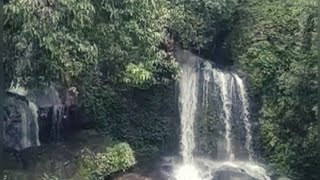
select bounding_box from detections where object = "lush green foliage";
[4,0,245,89]
[80,80,180,158]
[168,0,240,53]
[4,0,98,87]
[79,143,135,180]
[4,0,179,89]
[229,0,319,179]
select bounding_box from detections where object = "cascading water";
[202,61,211,110]
[212,70,235,161]
[174,50,202,180]
[234,75,254,160]
[20,107,31,148]
[178,62,198,164]
[172,49,270,180]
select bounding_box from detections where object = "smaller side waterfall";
[6,84,41,150]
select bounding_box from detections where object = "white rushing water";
[20,108,32,148]
[178,62,199,164]
[234,74,254,160]
[212,69,235,161]
[29,102,41,146]
[202,61,212,110]
[196,159,271,180]
[174,164,202,180]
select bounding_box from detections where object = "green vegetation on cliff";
[228,1,318,179]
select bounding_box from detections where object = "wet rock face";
[212,166,258,180]
[4,94,39,151]
[38,106,53,143]
[28,85,82,142]
[146,157,175,180]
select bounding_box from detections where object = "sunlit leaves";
[122,63,153,85]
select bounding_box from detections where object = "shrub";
[80,142,136,179]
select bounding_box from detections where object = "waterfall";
[212,70,235,161]
[205,69,254,161]
[172,49,269,180]
[174,49,202,180]
[234,75,254,160]
[178,62,199,164]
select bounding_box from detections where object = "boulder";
[212,165,259,180]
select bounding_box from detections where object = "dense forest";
[3,0,319,180]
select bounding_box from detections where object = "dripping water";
[51,105,65,142]
[29,102,41,146]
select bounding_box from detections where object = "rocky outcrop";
[211,165,258,180]
[4,84,82,151]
